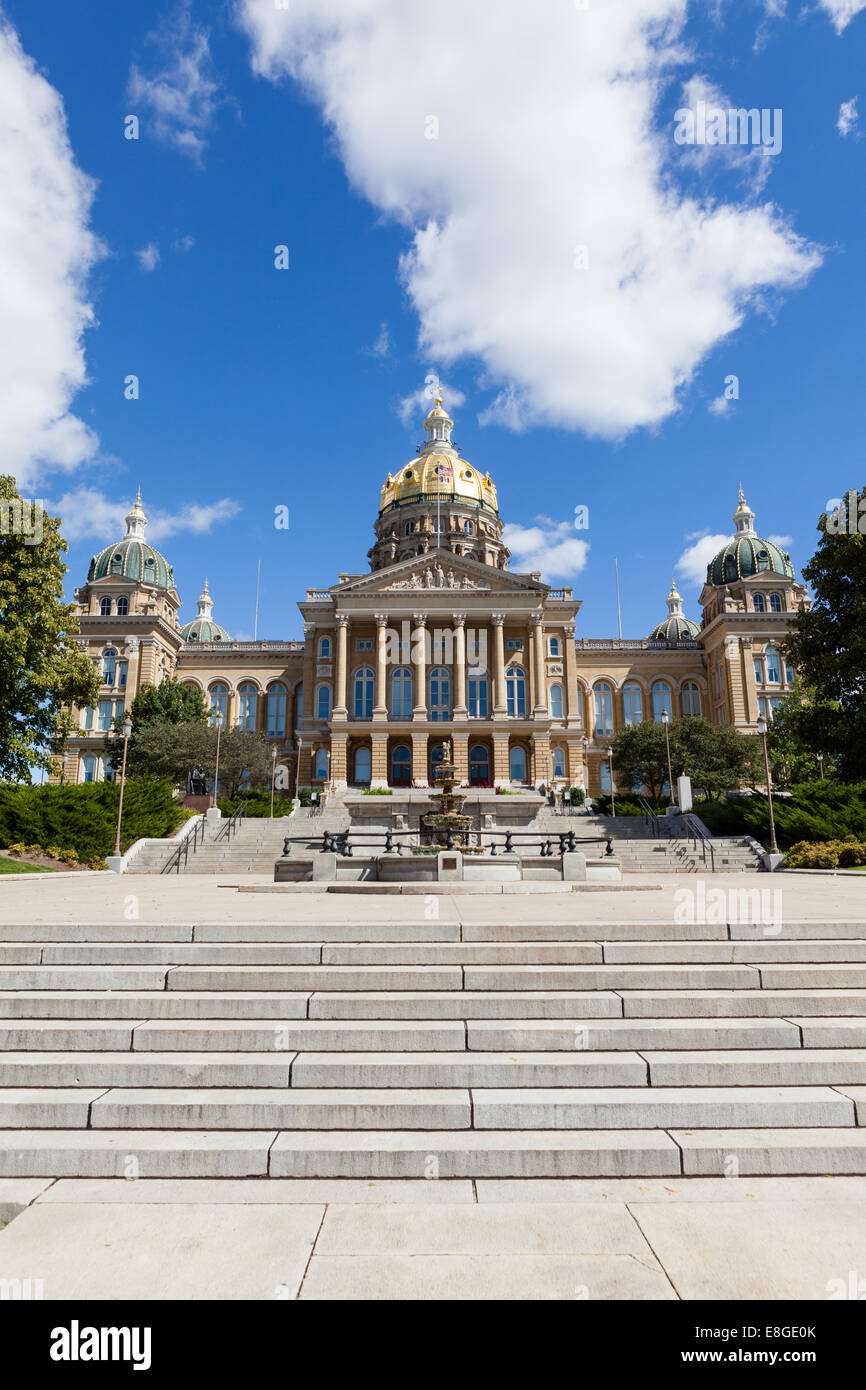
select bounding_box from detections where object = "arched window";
[116,595,129,617]
[548,637,560,657]
[623,682,643,726]
[82,755,97,783]
[754,656,763,685]
[294,684,303,724]
[238,683,258,731]
[467,671,488,718]
[463,520,474,535]
[429,667,451,721]
[682,681,702,717]
[319,635,332,660]
[391,667,413,718]
[510,746,527,782]
[506,665,526,718]
[768,593,783,613]
[470,744,489,783]
[391,744,411,785]
[753,593,766,613]
[599,760,611,792]
[102,648,117,685]
[267,684,287,738]
[100,597,113,616]
[651,681,672,722]
[316,684,332,720]
[549,684,564,720]
[209,683,229,725]
[354,668,374,719]
[576,686,584,724]
[765,648,781,683]
[314,748,329,780]
[353,745,371,784]
[404,521,416,536]
[594,682,613,735]
[552,747,566,778]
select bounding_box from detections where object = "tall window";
[765,648,781,683]
[102,648,117,685]
[100,597,113,616]
[354,668,374,719]
[622,682,642,726]
[429,667,451,721]
[468,671,488,718]
[117,660,128,688]
[785,659,794,684]
[549,684,564,720]
[599,761,611,792]
[651,681,672,722]
[82,706,94,731]
[267,684,287,738]
[594,682,613,736]
[96,700,112,732]
[314,748,329,780]
[552,747,566,778]
[116,595,129,617]
[294,684,303,723]
[319,636,332,659]
[754,656,763,685]
[209,683,229,725]
[682,681,702,717]
[391,744,411,785]
[404,521,416,536]
[753,593,766,613]
[463,520,474,535]
[238,683,258,731]
[506,665,526,718]
[82,755,96,783]
[548,637,560,657]
[576,686,584,725]
[510,746,527,781]
[353,746,371,783]
[391,667,413,718]
[316,684,332,720]
[768,593,783,613]
[470,745,489,782]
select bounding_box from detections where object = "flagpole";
[614,556,623,641]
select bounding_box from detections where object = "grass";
[0,857,57,874]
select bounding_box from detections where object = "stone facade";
[58,404,809,795]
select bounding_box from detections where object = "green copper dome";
[180,579,229,644]
[649,614,700,641]
[86,492,175,590]
[706,488,795,587]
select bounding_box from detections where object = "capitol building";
[61,396,808,794]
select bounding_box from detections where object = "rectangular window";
[96,700,112,732]
[753,657,763,685]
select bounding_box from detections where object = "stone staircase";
[134,813,351,875]
[1,911,866,1178]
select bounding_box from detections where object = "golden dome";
[379,394,499,516]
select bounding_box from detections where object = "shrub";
[0,781,185,860]
[363,788,393,796]
[217,793,294,818]
[592,794,653,818]
[698,782,866,851]
[559,786,585,807]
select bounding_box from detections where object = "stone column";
[492,731,510,786]
[333,615,349,718]
[532,613,547,714]
[532,731,551,787]
[374,613,389,721]
[527,625,537,711]
[411,731,429,786]
[412,613,428,719]
[492,614,507,715]
[330,733,348,787]
[563,623,581,726]
[452,730,469,784]
[453,613,468,718]
[371,731,389,788]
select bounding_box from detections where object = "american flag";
[435,461,453,482]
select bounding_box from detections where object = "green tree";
[0,477,99,781]
[123,720,271,799]
[784,487,866,779]
[610,718,761,807]
[609,723,668,806]
[216,728,272,800]
[128,679,208,729]
[766,683,841,788]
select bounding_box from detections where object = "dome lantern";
[705,487,795,587]
[649,577,700,641]
[180,577,230,644]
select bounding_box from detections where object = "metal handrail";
[681,812,716,872]
[213,798,250,844]
[280,828,614,858]
[161,816,207,875]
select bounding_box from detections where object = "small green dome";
[706,535,795,587]
[649,615,700,642]
[180,617,230,644]
[87,537,175,589]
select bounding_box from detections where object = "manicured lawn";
[0,858,57,874]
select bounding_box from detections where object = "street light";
[816,751,825,780]
[113,714,133,857]
[608,746,616,817]
[756,713,779,855]
[295,738,303,806]
[211,708,224,809]
[582,735,589,809]
[661,706,674,807]
[270,746,277,818]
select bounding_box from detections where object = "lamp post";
[270,746,277,818]
[816,752,825,781]
[582,735,589,807]
[608,746,616,817]
[661,706,674,807]
[756,713,779,855]
[211,708,224,809]
[113,714,133,857]
[295,738,303,805]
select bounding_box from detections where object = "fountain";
[420,740,475,850]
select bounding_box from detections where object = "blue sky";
[2,0,864,639]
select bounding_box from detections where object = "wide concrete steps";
[2,915,866,1177]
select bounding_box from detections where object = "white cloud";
[51,489,242,543]
[676,76,776,193]
[173,234,196,253]
[397,373,465,428]
[136,242,160,272]
[818,1,866,33]
[0,20,103,491]
[239,0,821,440]
[364,323,391,358]
[837,97,860,136]
[708,394,733,416]
[128,3,221,163]
[502,518,589,582]
[767,532,793,547]
[676,531,730,587]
